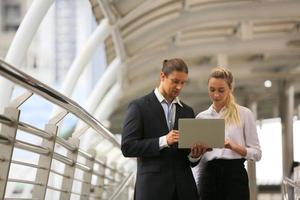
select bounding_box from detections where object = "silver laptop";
[178,118,225,148]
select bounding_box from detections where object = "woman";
[196,67,262,200]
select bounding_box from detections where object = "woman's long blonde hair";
[209,67,240,125]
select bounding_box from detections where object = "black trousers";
[199,159,249,200]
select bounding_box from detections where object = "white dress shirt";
[154,88,182,149]
[194,105,262,180]
[196,105,262,162]
[154,88,200,162]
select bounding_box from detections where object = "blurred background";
[0,0,300,199]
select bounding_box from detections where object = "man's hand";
[166,130,179,145]
[190,144,208,158]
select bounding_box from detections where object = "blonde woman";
[196,67,262,200]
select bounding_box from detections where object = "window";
[2,1,21,32]
[256,117,300,185]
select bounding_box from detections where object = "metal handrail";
[0,115,122,173]
[282,176,300,200]
[0,134,10,144]
[5,198,39,200]
[0,114,53,141]
[8,178,42,186]
[77,149,123,173]
[78,149,94,160]
[283,177,300,189]
[93,170,117,182]
[93,158,119,173]
[56,137,77,152]
[0,59,119,147]
[15,139,50,155]
[53,152,75,166]
[11,160,47,170]
[109,172,135,200]
[50,168,72,179]
[47,185,69,194]
[0,59,135,199]
[0,114,14,126]
[18,121,53,140]
[75,162,92,172]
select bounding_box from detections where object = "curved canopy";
[90,0,300,132]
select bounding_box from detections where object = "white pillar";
[279,80,294,178]
[60,18,111,95]
[0,0,54,113]
[248,101,258,200]
[217,54,228,67]
[298,105,300,119]
[75,58,120,130]
[51,18,112,116]
[79,83,122,149]
[95,83,122,122]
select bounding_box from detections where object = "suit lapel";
[147,92,169,131]
[174,103,184,130]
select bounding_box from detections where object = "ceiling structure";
[89,0,300,133]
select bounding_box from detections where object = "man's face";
[160,71,188,102]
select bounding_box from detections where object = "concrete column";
[217,54,228,67]
[279,80,294,178]
[238,21,253,40]
[297,105,300,119]
[248,101,258,200]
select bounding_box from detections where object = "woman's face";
[208,77,231,106]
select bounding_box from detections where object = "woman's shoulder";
[195,109,211,119]
[237,105,253,116]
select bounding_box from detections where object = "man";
[121,58,205,200]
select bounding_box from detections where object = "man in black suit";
[121,58,206,200]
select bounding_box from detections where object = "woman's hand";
[190,144,209,158]
[224,139,247,157]
[224,139,235,149]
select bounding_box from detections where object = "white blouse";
[196,105,262,162]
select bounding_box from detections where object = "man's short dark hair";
[162,58,188,76]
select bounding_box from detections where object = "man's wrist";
[159,135,169,150]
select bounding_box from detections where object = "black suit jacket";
[121,91,198,200]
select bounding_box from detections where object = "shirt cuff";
[159,135,169,150]
[188,152,202,163]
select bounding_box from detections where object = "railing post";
[116,166,127,200]
[247,101,258,200]
[59,137,79,200]
[80,149,96,200]
[294,166,300,200]
[0,107,20,199]
[32,124,57,199]
[104,160,114,198]
[109,172,135,200]
[98,157,108,199]
[32,111,67,199]
[111,161,120,196]
[114,166,122,188]
[128,172,135,200]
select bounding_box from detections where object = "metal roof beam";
[124,1,300,55]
